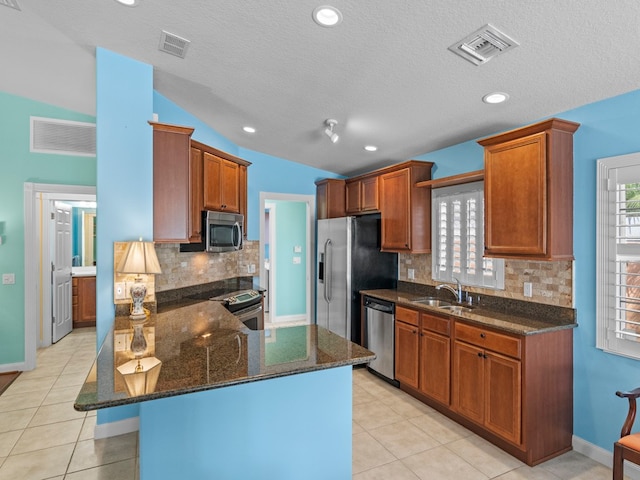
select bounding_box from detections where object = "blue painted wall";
[95,48,153,425]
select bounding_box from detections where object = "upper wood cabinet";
[151,122,195,243]
[315,178,345,219]
[478,118,580,260]
[203,152,240,212]
[346,175,379,215]
[189,146,204,243]
[379,161,433,253]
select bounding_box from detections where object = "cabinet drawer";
[421,313,450,336]
[396,306,419,327]
[455,322,521,359]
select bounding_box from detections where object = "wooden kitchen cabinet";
[395,306,420,389]
[151,122,195,243]
[346,175,379,214]
[379,161,434,253]
[72,276,96,328]
[478,118,580,260]
[189,145,204,242]
[203,152,240,213]
[315,178,346,219]
[419,313,451,406]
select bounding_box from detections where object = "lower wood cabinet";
[395,307,420,389]
[72,276,96,328]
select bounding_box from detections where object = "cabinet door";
[239,165,248,237]
[345,181,361,214]
[189,146,204,242]
[485,133,547,256]
[77,276,96,325]
[395,320,419,389]
[452,341,484,424]
[380,168,411,251]
[484,352,521,445]
[361,176,379,212]
[419,330,450,405]
[203,153,239,212]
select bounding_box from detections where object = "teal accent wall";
[273,200,307,317]
[0,91,95,365]
[95,47,153,425]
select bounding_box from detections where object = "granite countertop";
[74,300,374,411]
[361,288,577,335]
[72,266,96,277]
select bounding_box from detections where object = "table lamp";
[116,239,162,319]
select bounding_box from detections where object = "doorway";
[259,192,315,326]
[24,183,96,370]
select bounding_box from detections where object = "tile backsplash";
[398,253,572,308]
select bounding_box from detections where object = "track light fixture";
[324,119,339,143]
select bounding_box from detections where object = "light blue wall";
[413,89,640,452]
[273,200,307,317]
[95,47,153,425]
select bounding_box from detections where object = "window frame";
[431,181,504,290]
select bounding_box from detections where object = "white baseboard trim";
[270,314,308,324]
[573,435,640,479]
[94,416,139,439]
[0,362,27,374]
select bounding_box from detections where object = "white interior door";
[52,202,73,343]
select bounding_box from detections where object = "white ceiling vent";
[0,0,20,11]
[159,30,190,58]
[449,24,519,66]
[30,117,96,157]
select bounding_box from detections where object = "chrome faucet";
[436,277,463,303]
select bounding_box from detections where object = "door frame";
[24,182,96,370]
[259,192,315,325]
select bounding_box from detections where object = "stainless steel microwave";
[205,211,243,252]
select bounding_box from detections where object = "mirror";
[68,201,97,266]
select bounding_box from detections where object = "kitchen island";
[75,300,374,480]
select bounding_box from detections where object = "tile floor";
[0,328,617,480]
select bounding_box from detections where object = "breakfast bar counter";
[75,300,374,480]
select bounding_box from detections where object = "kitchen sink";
[412,297,452,307]
[439,305,474,314]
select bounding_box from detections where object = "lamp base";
[129,281,148,320]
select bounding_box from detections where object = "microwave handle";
[233,222,242,250]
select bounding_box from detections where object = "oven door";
[234,303,264,330]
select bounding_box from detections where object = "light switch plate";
[2,273,15,285]
[114,282,126,300]
[293,256,301,264]
[408,268,415,280]
[524,282,533,297]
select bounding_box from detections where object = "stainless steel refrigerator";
[316,214,397,344]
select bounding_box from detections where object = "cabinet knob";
[412,329,417,334]
[480,333,486,338]
[477,352,483,358]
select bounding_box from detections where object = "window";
[597,152,640,359]
[432,181,504,289]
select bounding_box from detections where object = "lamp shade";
[117,240,162,275]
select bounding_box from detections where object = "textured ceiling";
[2,1,640,175]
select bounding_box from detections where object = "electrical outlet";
[2,273,15,285]
[248,264,256,274]
[114,282,126,300]
[408,268,415,280]
[293,256,301,264]
[524,282,533,297]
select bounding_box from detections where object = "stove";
[211,289,264,330]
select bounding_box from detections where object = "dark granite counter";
[75,300,374,411]
[361,288,577,335]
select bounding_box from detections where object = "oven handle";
[233,222,243,250]
[233,303,263,318]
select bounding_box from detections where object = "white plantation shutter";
[432,182,504,289]
[597,153,640,358]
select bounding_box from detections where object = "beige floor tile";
[28,401,86,427]
[353,400,404,431]
[353,384,377,405]
[0,431,21,457]
[0,389,48,413]
[79,415,96,441]
[537,450,613,480]
[0,443,74,480]
[68,432,138,473]
[0,408,37,433]
[493,465,562,480]
[401,445,489,480]
[3,375,57,396]
[409,410,472,444]
[382,394,433,419]
[446,434,524,477]
[353,459,421,480]
[18,364,65,380]
[369,420,440,459]
[65,458,137,480]
[53,372,89,389]
[12,418,83,455]
[42,385,83,406]
[62,362,93,376]
[352,431,397,474]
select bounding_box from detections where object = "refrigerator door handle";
[324,238,332,303]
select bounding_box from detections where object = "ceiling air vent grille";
[449,24,518,66]
[0,0,20,11]
[30,117,96,157]
[159,30,190,58]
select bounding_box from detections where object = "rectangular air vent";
[159,30,190,59]
[30,117,96,157]
[449,24,518,66]
[0,0,20,11]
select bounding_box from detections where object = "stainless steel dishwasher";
[364,296,396,384]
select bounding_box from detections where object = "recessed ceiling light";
[482,92,509,104]
[364,145,378,152]
[242,126,256,134]
[114,0,138,6]
[312,6,343,27]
